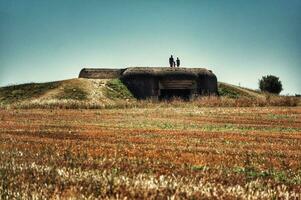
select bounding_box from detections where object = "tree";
[259,75,283,94]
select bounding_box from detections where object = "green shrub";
[259,75,283,94]
[104,79,133,100]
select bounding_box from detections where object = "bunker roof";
[79,67,216,79]
[122,67,215,78]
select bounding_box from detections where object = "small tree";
[259,75,283,94]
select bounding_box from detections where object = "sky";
[0,0,300,94]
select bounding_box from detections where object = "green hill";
[0,78,134,108]
[0,78,299,108]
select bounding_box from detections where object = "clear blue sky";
[0,0,300,94]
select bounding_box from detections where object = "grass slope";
[0,81,60,104]
[0,78,134,108]
[218,82,264,99]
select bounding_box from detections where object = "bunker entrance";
[158,79,196,100]
[159,89,191,100]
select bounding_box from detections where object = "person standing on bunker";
[169,55,174,68]
[176,57,180,67]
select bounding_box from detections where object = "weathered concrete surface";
[79,68,124,79]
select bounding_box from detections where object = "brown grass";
[0,107,301,199]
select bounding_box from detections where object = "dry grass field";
[1,106,301,199]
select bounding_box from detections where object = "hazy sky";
[0,0,300,94]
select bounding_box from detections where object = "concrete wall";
[121,73,218,99]
[79,68,123,79]
[121,75,158,99]
[197,74,218,95]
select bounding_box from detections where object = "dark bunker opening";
[159,89,191,100]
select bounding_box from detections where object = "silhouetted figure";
[173,61,176,67]
[176,57,180,67]
[169,55,174,67]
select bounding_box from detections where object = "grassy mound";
[218,82,260,98]
[0,82,59,104]
[0,78,136,109]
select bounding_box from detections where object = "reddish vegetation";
[0,107,301,199]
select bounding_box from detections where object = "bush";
[259,75,283,94]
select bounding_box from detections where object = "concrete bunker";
[79,67,218,100]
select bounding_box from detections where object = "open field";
[1,106,301,199]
